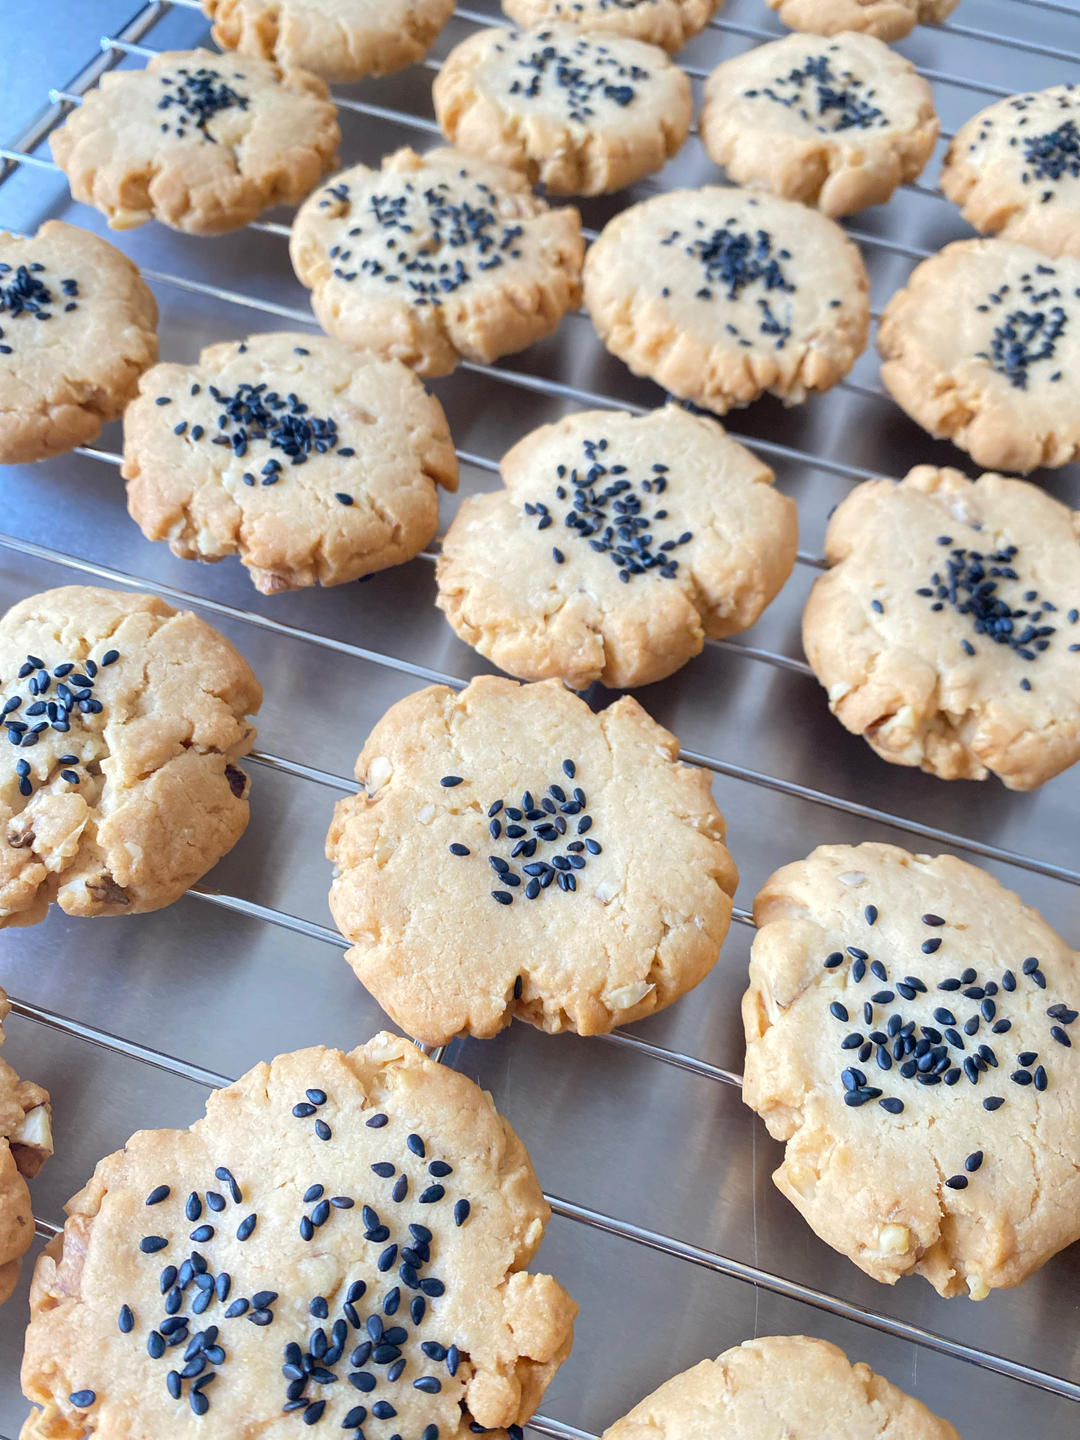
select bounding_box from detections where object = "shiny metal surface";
[1,0,1079,1433]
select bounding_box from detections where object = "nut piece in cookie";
[1,585,262,927]
[290,146,585,377]
[700,32,938,218]
[941,85,1080,261]
[502,0,722,52]
[436,405,797,689]
[803,465,1080,789]
[878,239,1080,473]
[434,24,692,197]
[0,221,158,465]
[123,331,458,594]
[20,1034,576,1436]
[327,675,738,1044]
[763,0,959,44]
[744,842,1080,1299]
[51,48,339,234]
[583,185,869,413]
[204,0,456,82]
[0,987,52,1307]
[601,1334,960,1438]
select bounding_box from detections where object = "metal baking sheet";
[1,0,1079,1433]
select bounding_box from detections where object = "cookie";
[0,221,158,466]
[122,332,458,595]
[20,1033,577,1438]
[1,586,261,928]
[204,0,456,82]
[290,147,585,378]
[433,24,692,197]
[435,405,798,690]
[501,0,721,51]
[878,238,1080,472]
[601,1334,960,1438]
[700,33,938,218]
[583,185,869,412]
[763,0,958,43]
[50,48,339,234]
[326,675,738,1045]
[743,842,1080,1298]
[940,85,1080,261]
[802,464,1080,790]
[0,987,53,1307]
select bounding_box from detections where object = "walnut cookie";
[436,405,798,690]
[763,0,959,43]
[20,1034,576,1438]
[743,842,1080,1299]
[289,147,584,378]
[501,0,722,52]
[0,988,53,1308]
[51,48,339,234]
[327,675,738,1045]
[1,586,261,928]
[123,332,458,595]
[0,222,158,466]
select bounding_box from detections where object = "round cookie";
[802,464,1080,790]
[122,332,458,595]
[583,185,869,413]
[700,33,938,219]
[1,222,157,466]
[290,147,585,378]
[878,238,1080,472]
[326,675,738,1045]
[601,1335,960,1439]
[203,0,456,82]
[433,24,692,197]
[763,0,959,44]
[501,0,721,52]
[0,987,52,1307]
[743,842,1080,1298]
[1,586,261,928]
[20,1033,577,1438]
[436,405,798,690]
[50,48,339,234]
[941,85,1080,261]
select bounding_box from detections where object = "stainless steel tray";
[1,0,1079,1433]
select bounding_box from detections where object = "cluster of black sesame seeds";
[972,263,1074,389]
[527,435,689,581]
[0,260,78,355]
[913,534,1079,688]
[822,899,1076,1193]
[976,87,1080,204]
[318,171,528,308]
[497,31,648,123]
[4,647,119,794]
[660,216,795,348]
[156,65,249,141]
[443,758,600,906]
[742,50,886,132]
[293,1087,334,1141]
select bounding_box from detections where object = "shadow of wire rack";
[1,0,1079,1433]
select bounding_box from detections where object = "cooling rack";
[1,0,1079,1433]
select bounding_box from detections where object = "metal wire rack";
[1,0,1078,1434]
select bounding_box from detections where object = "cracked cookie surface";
[501,0,721,51]
[601,1334,959,1438]
[802,465,1080,789]
[435,405,797,689]
[433,24,692,196]
[0,222,158,465]
[289,147,584,377]
[51,48,339,234]
[1,585,261,928]
[20,1033,576,1438]
[122,331,458,595]
[204,0,456,81]
[763,0,958,42]
[326,675,738,1044]
[743,842,1080,1299]
[0,987,52,1307]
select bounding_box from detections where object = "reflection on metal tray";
[1,0,1079,1434]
